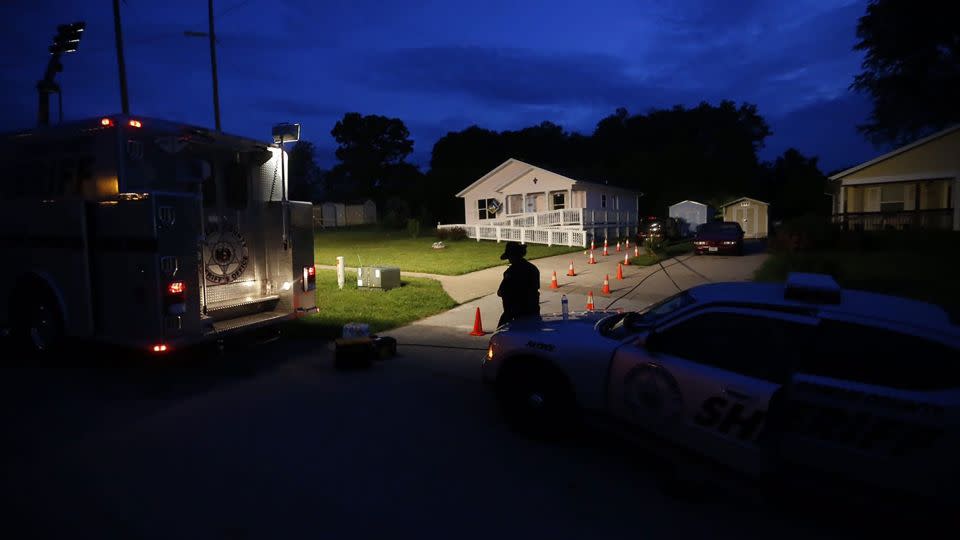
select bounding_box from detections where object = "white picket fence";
[490,208,635,228]
[438,224,589,247]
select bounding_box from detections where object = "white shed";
[320,202,346,227]
[668,200,712,237]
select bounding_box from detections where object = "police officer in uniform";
[496,241,540,327]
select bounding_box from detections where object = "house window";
[550,191,566,210]
[477,199,500,220]
[613,196,620,210]
[880,184,904,212]
[601,194,607,208]
[920,180,950,210]
[506,194,522,214]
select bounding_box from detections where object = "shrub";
[768,214,840,253]
[644,236,666,253]
[436,226,468,241]
[406,218,421,238]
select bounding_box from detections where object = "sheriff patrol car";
[482,273,960,501]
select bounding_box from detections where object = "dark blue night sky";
[2,0,879,172]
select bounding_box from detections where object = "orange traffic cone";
[550,271,559,289]
[586,291,595,311]
[625,238,630,249]
[616,263,624,280]
[567,260,576,277]
[601,275,611,295]
[634,245,640,257]
[624,252,631,266]
[469,307,485,336]
[603,243,609,256]
[590,240,595,251]
[616,241,621,253]
[588,250,597,264]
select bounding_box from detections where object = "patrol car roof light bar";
[37,21,85,127]
[784,272,842,304]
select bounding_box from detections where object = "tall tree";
[287,140,324,202]
[852,0,960,144]
[761,149,829,220]
[327,112,416,202]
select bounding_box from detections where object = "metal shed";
[720,197,769,238]
[668,200,712,237]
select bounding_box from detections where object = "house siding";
[842,130,960,182]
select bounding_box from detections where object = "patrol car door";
[614,307,815,475]
[778,317,960,497]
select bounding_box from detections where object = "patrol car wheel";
[10,285,64,354]
[497,360,575,438]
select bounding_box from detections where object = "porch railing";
[834,209,953,231]
[487,208,636,228]
[438,224,588,247]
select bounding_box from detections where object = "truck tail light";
[303,265,316,292]
[165,281,187,314]
[151,344,169,353]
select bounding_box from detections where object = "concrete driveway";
[385,245,769,353]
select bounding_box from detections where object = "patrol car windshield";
[602,291,696,337]
[637,291,696,322]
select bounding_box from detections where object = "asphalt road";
[1,250,945,539]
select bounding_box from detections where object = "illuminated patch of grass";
[284,269,456,339]
[628,241,694,266]
[313,228,582,275]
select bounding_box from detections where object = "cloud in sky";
[1,0,876,170]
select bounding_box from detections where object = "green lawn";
[628,241,694,266]
[313,228,582,275]
[285,269,457,339]
[754,251,960,312]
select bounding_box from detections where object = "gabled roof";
[669,199,708,208]
[828,124,960,181]
[456,157,639,197]
[456,158,536,197]
[719,196,769,208]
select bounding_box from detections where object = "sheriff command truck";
[0,115,316,353]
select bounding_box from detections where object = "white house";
[668,200,712,237]
[829,124,959,231]
[439,158,641,246]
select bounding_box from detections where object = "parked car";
[693,221,744,255]
[482,273,960,503]
[638,216,681,243]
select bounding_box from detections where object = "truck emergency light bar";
[99,117,142,128]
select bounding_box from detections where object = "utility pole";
[208,0,221,131]
[112,0,130,114]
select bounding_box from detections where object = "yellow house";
[829,125,959,231]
